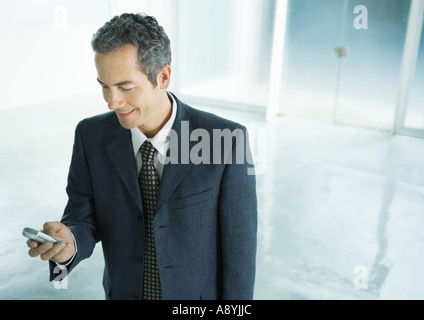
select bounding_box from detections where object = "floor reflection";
[1,94,423,299]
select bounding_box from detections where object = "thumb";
[42,221,61,236]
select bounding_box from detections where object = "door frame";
[393,0,424,138]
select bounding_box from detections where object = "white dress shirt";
[130,92,177,179]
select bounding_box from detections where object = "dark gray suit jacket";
[50,94,257,300]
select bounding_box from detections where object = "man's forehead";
[95,48,147,85]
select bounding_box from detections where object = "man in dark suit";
[27,13,257,300]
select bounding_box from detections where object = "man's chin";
[117,118,137,130]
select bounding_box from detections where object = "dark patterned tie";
[139,141,163,300]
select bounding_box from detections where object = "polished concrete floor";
[1,93,423,300]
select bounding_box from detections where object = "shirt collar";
[130,92,177,158]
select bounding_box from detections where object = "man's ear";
[157,65,171,90]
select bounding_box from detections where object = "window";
[177,0,276,109]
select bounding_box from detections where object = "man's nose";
[107,91,125,110]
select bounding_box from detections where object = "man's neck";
[139,92,173,139]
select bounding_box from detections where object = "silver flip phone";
[22,227,58,244]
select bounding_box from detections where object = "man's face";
[95,44,170,133]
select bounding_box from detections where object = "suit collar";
[154,93,193,215]
[107,120,143,213]
[105,93,194,216]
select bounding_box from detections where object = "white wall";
[0,0,110,111]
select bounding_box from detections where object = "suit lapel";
[107,124,143,214]
[154,94,193,215]
[105,94,194,217]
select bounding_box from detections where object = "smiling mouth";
[118,109,135,118]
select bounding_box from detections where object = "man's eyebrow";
[96,79,135,86]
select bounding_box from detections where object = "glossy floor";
[1,94,423,299]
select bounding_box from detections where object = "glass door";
[279,0,347,122]
[402,27,424,137]
[394,0,424,138]
[335,0,412,131]
[279,0,412,131]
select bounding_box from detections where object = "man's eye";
[120,87,134,92]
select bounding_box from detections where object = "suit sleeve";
[49,120,99,281]
[218,125,258,299]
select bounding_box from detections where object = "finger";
[28,247,40,258]
[29,241,53,258]
[28,240,51,257]
[42,221,61,237]
[40,241,66,261]
[27,239,39,249]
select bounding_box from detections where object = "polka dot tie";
[139,141,163,300]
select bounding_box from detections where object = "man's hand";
[27,221,76,264]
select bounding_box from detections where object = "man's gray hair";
[91,13,171,87]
